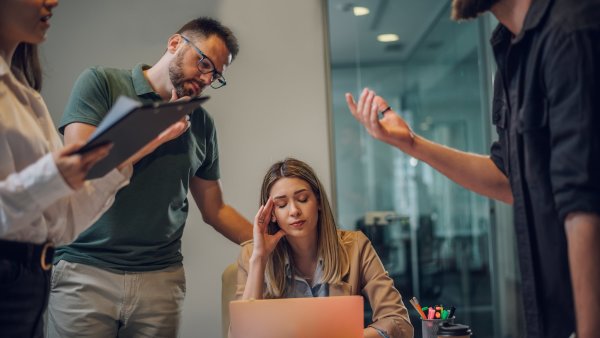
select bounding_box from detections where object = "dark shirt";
[489,0,600,336]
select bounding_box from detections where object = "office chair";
[221,262,238,338]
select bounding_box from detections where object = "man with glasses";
[47,17,252,337]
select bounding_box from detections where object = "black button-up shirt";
[489,0,600,336]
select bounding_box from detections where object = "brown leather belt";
[0,239,55,271]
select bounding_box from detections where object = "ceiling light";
[353,6,370,16]
[377,34,400,42]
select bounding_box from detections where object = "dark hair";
[176,17,239,61]
[11,43,42,91]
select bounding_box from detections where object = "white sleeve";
[0,153,72,234]
[0,152,132,245]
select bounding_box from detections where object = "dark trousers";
[0,255,51,338]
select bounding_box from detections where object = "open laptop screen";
[229,295,364,338]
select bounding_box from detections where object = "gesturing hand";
[53,142,112,190]
[252,198,285,260]
[345,88,415,151]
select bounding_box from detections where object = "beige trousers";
[46,260,185,338]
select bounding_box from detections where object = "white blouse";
[0,56,131,245]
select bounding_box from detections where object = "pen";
[409,297,427,319]
[448,306,456,319]
[435,306,442,319]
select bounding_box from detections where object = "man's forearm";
[206,205,253,244]
[406,135,513,204]
[565,212,600,338]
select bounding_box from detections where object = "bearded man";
[346,0,600,337]
[47,17,252,338]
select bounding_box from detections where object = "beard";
[168,51,204,98]
[451,0,500,20]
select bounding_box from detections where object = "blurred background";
[327,0,524,337]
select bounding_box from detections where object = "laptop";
[229,295,364,338]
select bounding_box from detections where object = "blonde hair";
[260,158,348,298]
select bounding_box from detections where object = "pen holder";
[421,317,454,338]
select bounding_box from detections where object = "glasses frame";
[180,35,227,89]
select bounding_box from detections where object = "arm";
[565,212,600,338]
[357,232,413,338]
[0,75,121,240]
[240,199,285,299]
[62,88,190,168]
[54,118,187,244]
[189,176,253,244]
[543,28,600,338]
[0,141,114,234]
[346,89,513,204]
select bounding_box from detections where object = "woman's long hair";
[260,158,348,298]
[11,43,42,91]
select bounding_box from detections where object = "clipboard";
[77,95,209,179]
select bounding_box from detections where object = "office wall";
[41,1,332,337]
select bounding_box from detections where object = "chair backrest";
[221,262,238,338]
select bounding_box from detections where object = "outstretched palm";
[346,88,415,151]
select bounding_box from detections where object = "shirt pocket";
[491,98,508,130]
[517,99,551,192]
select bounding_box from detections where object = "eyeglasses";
[180,35,227,89]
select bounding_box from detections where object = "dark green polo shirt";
[55,64,220,271]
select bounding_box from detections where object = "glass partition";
[326,0,524,336]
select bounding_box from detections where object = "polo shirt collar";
[131,63,157,97]
[490,0,553,46]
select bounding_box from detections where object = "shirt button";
[493,111,500,123]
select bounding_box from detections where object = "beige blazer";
[235,230,414,338]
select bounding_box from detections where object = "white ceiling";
[327,0,452,66]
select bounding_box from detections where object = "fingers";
[54,142,113,189]
[373,95,389,112]
[253,204,266,232]
[345,93,357,116]
[157,116,190,140]
[79,143,112,169]
[356,88,369,119]
[254,198,274,232]
[170,89,178,102]
[369,97,381,131]
[58,142,85,156]
[171,89,193,103]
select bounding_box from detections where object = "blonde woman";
[234,158,413,338]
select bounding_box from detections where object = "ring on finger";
[378,106,392,119]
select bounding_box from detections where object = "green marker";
[441,309,449,319]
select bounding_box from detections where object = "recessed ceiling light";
[353,6,370,16]
[377,33,400,42]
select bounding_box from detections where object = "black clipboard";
[77,95,209,179]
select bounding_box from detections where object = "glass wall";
[326,0,524,337]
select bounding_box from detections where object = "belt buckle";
[40,242,54,271]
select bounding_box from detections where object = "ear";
[167,34,183,54]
